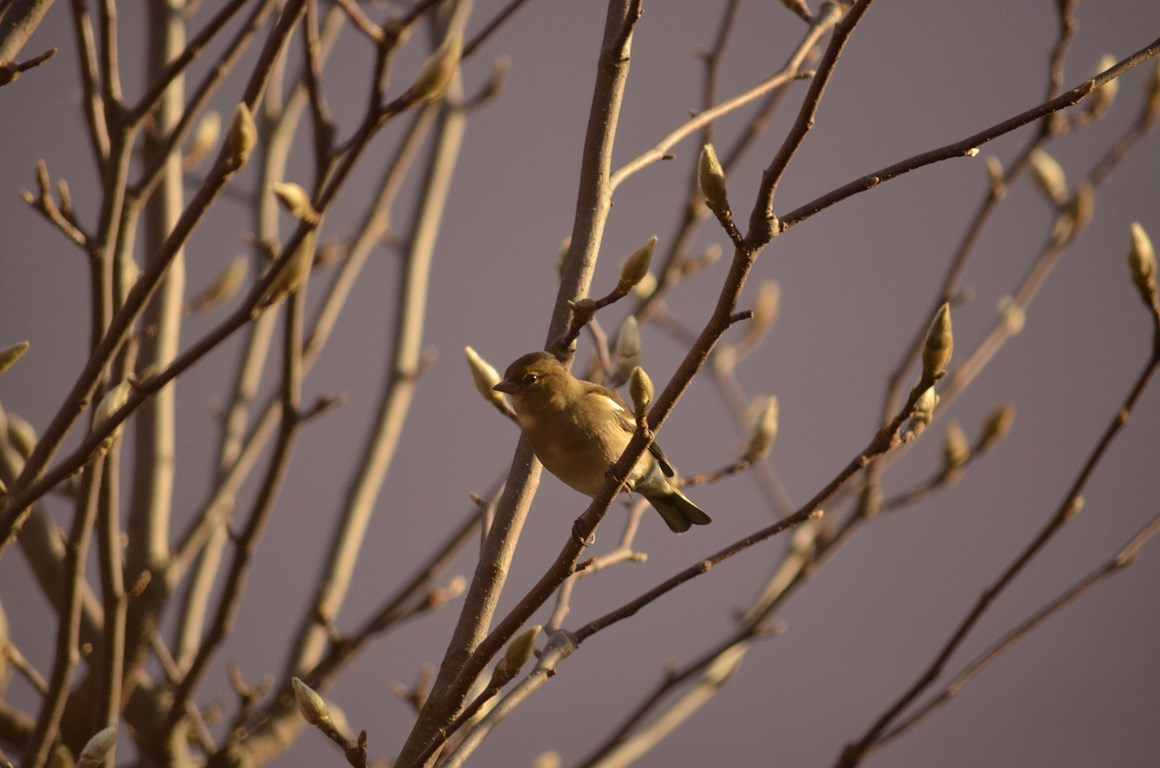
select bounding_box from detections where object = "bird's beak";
[493,379,518,395]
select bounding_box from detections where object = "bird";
[493,351,712,533]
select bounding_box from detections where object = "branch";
[747,0,875,241]
[397,3,642,764]
[779,37,1160,231]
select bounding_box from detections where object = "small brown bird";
[493,351,712,533]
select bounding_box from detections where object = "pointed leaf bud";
[906,386,939,440]
[632,271,658,299]
[618,236,656,292]
[292,677,332,727]
[745,396,779,462]
[1147,58,1160,123]
[997,296,1024,335]
[1028,149,1068,206]
[533,752,563,768]
[921,303,953,382]
[629,366,653,423]
[0,341,29,376]
[93,380,132,438]
[76,725,118,767]
[979,403,1015,450]
[742,281,780,350]
[465,347,509,412]
[185,110,221,171]
[779,0,813,22]
[226,102,257,171]
[502,625,540,676]
[1088,55,1119,119]
[412,30,462,103]
[611,316,641,386]
[6,413,37,460]
[266,231,316,303]
[556,237,571,280]
[189,257,248,313]
[1057,181,1094,243]
[698,143,730,215]
[942,420,969,470]
[1128,222,1157,304]
[272,182,320,225]
[985,155,1004,191]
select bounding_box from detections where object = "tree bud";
[1128,222,1157,304]
[943,420,969,470]
[921,302,953,381]
[464,347,508,412]
[292,677,332,727]
[629,366,653,422]
[745,396,779,461]
[272,182,320,225]
[619,236,656,291]
[412,30,463,103]
[1028,149,1068,206]
[1088,55,1119,119]
[226,102,257,171]
[611,316,641,385]
[979,403,1015,450]
[0,341,29,377]
[76,726,118,767]
[698,143,730,215]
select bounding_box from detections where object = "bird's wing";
[583,382,676,477]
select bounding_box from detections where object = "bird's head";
[494,351,570,410]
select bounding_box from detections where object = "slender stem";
[23,459,104,768]
[397,3,640,765]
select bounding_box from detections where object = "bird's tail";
[643,489,713,534]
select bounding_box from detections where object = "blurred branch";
[161,292,308,749]
[607,13,827,195]
[290,57,465,698]
[24,458,103,768]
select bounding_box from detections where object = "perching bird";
[493,351,712,533]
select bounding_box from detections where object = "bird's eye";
[521,373,538,386]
